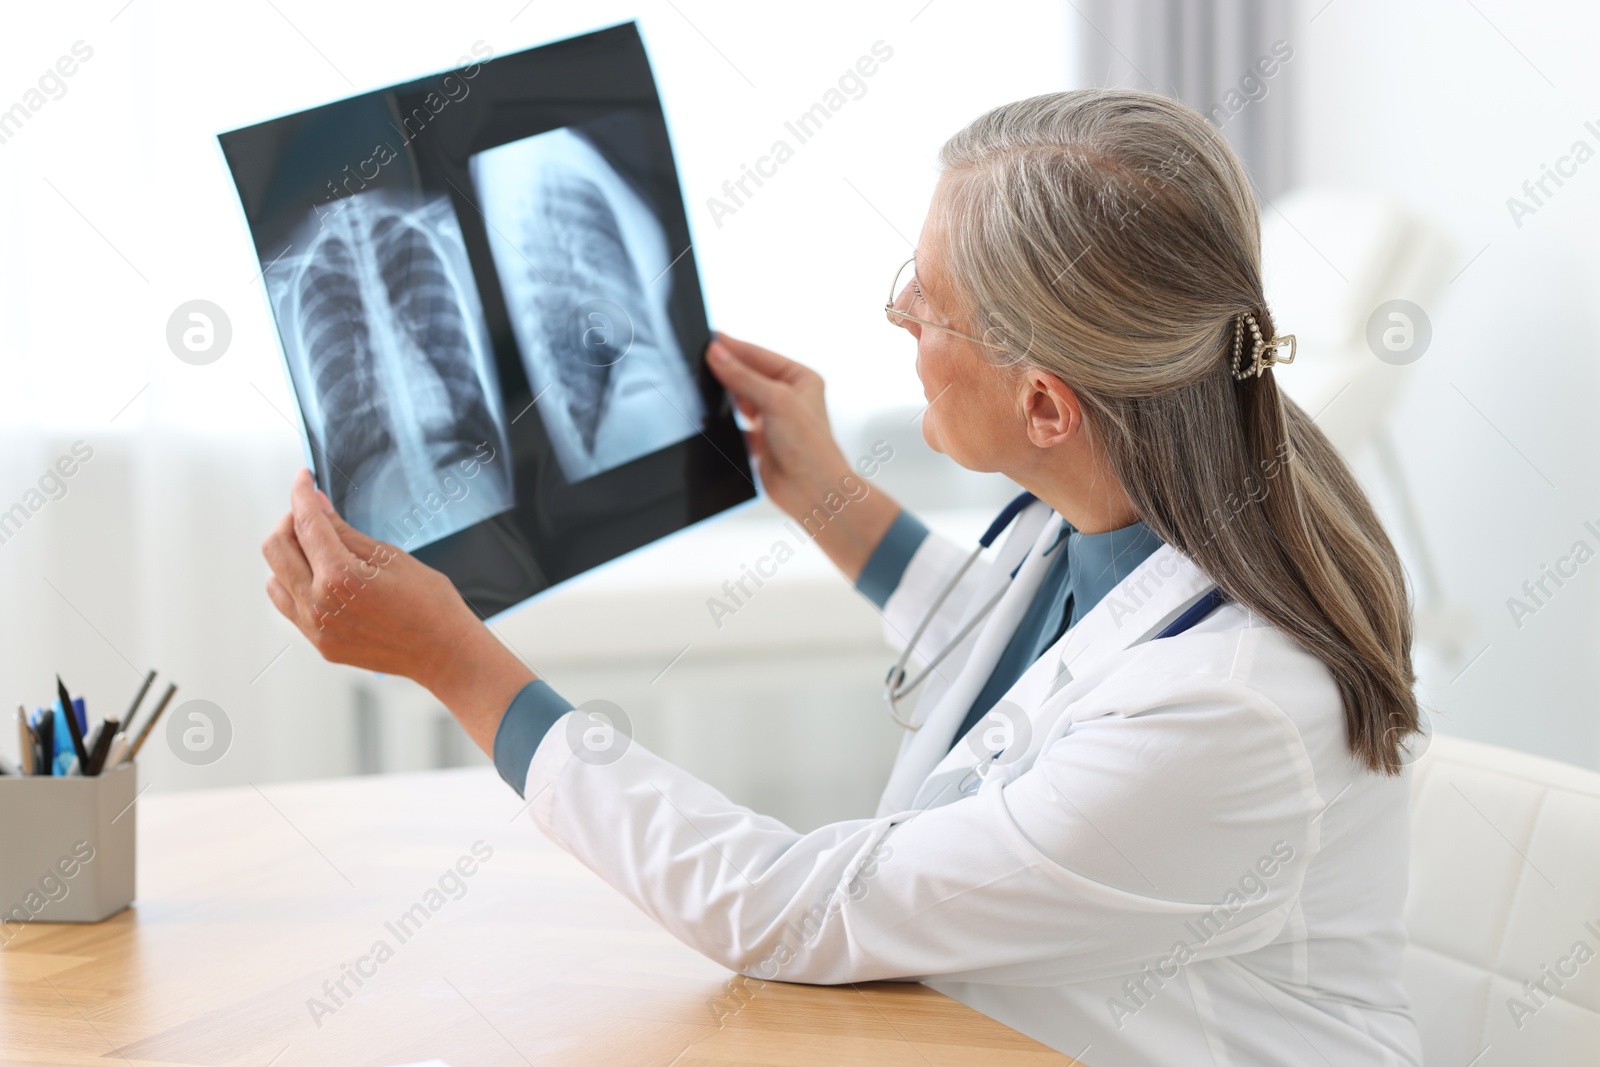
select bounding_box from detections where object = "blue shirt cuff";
[493,679,574,798]
[855,509,930,610]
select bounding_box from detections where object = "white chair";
[1405,733,1600,1065]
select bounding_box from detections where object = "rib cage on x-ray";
[471,125,704,484]
[530,173,644,452]
[267,191,513,544]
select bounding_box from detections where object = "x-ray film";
[220,23,753,617]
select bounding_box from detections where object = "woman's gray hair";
[938,89,1418,774]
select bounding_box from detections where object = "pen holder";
[0,763,136,932]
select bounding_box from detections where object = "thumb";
[290,470,353,568]
[311,479,397,562]
[327,510,393,562]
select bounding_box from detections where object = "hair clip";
[1230,311,1296,380]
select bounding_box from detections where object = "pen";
[85,717,119,776]
[120,670,156,735]
[55,676,91,771]
[126,683,177,761]
[32,708,54,776]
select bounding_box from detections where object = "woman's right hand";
[707,333,848,516]
[707,332,899,581]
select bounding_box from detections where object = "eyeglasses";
[884,255,1009,350]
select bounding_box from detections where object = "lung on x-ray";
[264,189,512,544]
[219,22,754,617]
[470,124,704,484]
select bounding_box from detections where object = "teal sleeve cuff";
[855,509,930,610]
[493,679,575,798]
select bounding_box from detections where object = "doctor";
[263,90,1423,1066]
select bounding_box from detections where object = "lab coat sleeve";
[854,509,931,609]
[520,663,1324,987]
[494,679,576,798]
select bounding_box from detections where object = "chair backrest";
[1406,732,1600,1065]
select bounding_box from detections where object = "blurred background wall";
[1,0,1594,832]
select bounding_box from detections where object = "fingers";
[261,511,312,596]
[713,332,810,384]
[290,469,352,570]
[264,575,299,623]
[715,361,761,420]
[742,424,770,467]
[708,338,783,409]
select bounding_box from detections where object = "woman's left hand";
[261,469,534,754]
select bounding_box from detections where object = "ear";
[1018,368,1083,448]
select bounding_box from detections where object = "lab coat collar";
[1055,542,1220,679]
[906,542,1219,811]
[878,502,1063,813]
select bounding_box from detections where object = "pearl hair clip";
[1230,311,1296,380]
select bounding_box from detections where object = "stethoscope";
[883,490,1227,731]
[883,490,1041,730]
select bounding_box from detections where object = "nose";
[888,282,921,338]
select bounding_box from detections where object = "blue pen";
[51,704,76,775]
[54,677,90,773]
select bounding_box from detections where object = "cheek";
[917,341,1005,462]
[914,333,965,396]
[913,338,957,441]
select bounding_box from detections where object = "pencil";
[127,683,177,761]
[120,670,156,735]
[17,706,35,776]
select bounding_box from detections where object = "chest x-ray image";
[470,125,704,483]
[219,22,755,618]
[263,190,514,547]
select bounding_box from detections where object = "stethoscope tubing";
[883,491,1037,729]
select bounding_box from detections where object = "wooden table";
[0,769,1076,1065]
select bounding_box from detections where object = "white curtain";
[0,424,394,790]
[1077,0,1296,198]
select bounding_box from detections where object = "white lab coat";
[518,501,1424,1066]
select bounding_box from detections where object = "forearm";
[792,480,903,583]
[417,618,536,757]
[409,496,901,762]
[420,495,912,790]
